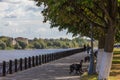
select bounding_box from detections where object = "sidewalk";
[0,52,88,80]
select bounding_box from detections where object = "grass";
[80,48,120,80]
[110,48,120,80]
[113,48,120,52]
[80,73,118,80]
[80,72,97,80]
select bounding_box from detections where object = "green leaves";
[35,0,119,40]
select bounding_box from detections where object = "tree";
[35,0,120,79]
[33,42,41,49]
[18,41,27,49]
[14,43,22,49]
[0,40,6,49]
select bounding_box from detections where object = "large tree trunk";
[96,49,104,73]
[96,36,105,73]
[98,26,115,80]
[98,52,113,80]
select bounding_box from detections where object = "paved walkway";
[0,52,88,80]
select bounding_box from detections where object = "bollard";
[32,56,35,67]
[46,54,48,63]
[36,56,38,66]
[2,61,6,76]
[52,53,54,61]
[51,53,53,61]
[50,54,52,61]
[9,60,13,74]
[52,53,55,61]
[28,57,31,68]
[42,55,44,64]
[20,58,23,71]
[44,54,47,63]
[54,53,57,60]
[46,54,49,62]
[39,55,41,65]
[47,54,50,62]
[24,57,27,69]
[15,59,18,72]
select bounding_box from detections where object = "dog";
[69,60,83,74]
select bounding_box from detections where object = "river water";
[0,49,72,63]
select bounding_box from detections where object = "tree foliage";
[35,0,120,52]
[0,36,90,49]
[34,1,120,79]
[0,40,6,49]
[17,41,28,49]
[14,43,22,49]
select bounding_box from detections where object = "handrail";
[0,48,84,76]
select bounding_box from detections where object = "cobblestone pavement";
[0,52,88,80]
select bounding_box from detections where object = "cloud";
[0,0,73,39]
[4,14,17,18]
[4,21,18,26]
[0,0,41,19]
[0,0,21,4]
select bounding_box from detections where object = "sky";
[0,0,73,39]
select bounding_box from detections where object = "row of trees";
[0,36,94,50]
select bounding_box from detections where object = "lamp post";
[88,23,95,75]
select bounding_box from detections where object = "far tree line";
[0,36,97,50]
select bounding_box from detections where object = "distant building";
[12,38,17,45]
[8,38,17,46]
[15,37,29,44]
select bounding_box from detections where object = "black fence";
[0,48,84,76]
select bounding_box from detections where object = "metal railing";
[0,48,84,76]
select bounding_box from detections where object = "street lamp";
[88,23,95,75]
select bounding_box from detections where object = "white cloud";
[4,21,18,26]
[0,0,73,39]
[0,0,41,19]
[36,28,47,32]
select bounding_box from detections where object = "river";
[0,49,72,63]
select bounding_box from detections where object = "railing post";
[44,54,46,63]
[28,57,31,68]
[46,54,48,63]
[36,56,38,66]
[39,55,41,65]
[42,55,44,64]
[48,54,50,62]
[46,54,49,62]
[50,54,52,61]
[24,57,27,69]
[9,60,12,74]
[14,59,18,72]
[2,61,6,76]
[32,56,35,67]
[52,53,55,61]
[52,53,54,61]
[54,53,56,60]
[20,58,23,71]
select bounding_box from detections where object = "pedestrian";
[86,44,90,54]
[83,44,86,51]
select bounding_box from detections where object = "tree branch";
[86,7,106,24]
[81,12,105,29]
[73,6,106,29]
[97,1,112,23]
